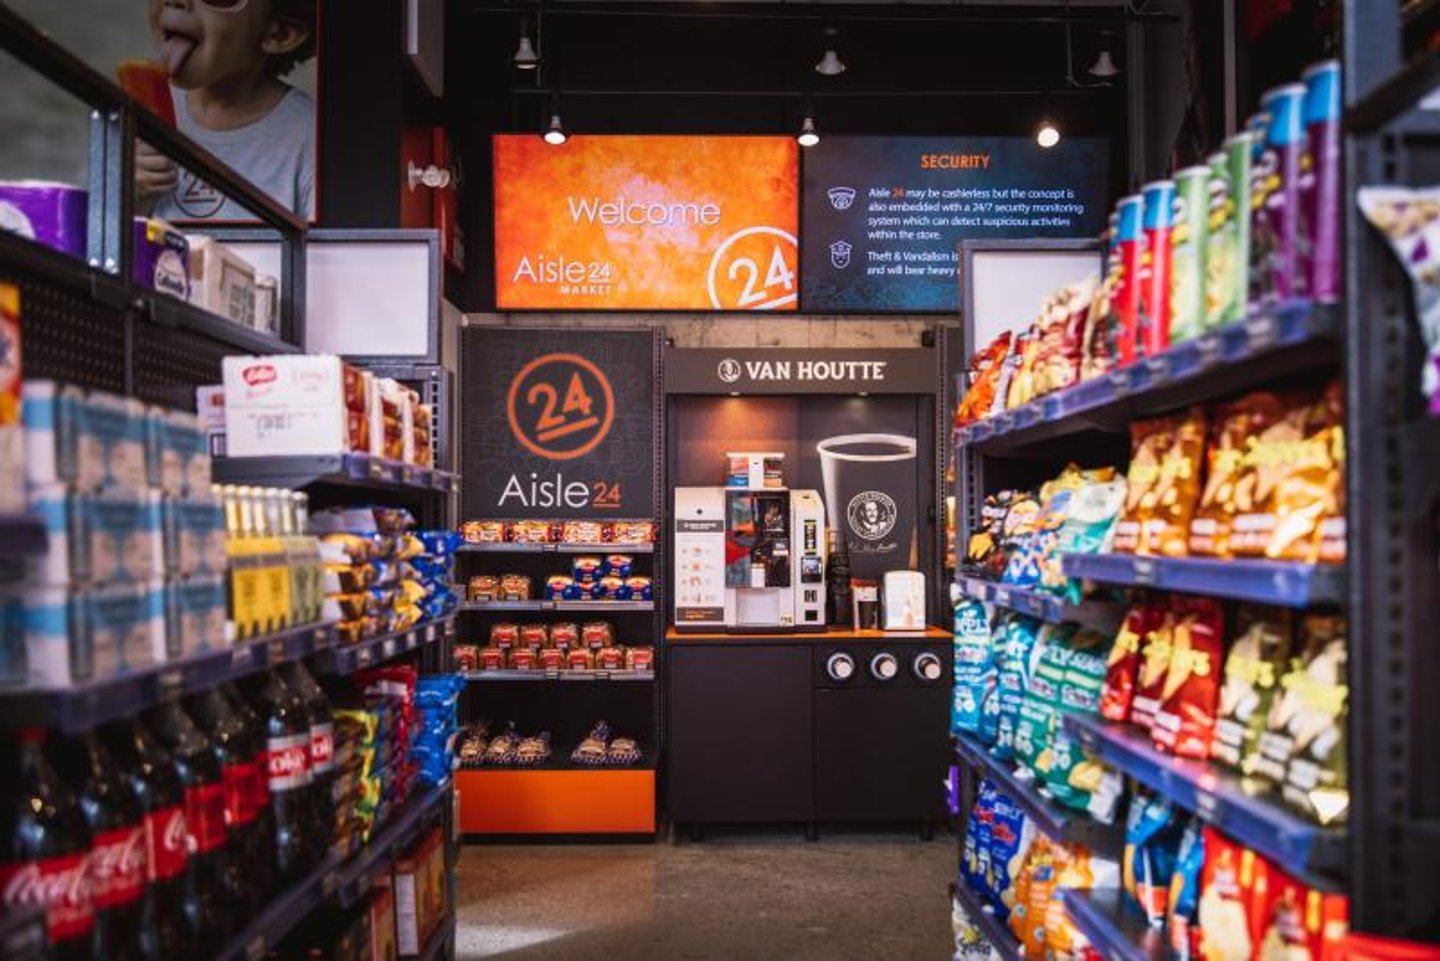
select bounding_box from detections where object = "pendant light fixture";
[543,113,568,145]
[514,19,540,70]
[797,114,820,148]
[1088,49,1119,79]
[815,26,846,76]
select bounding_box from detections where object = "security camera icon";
[829,240,852,269]
[828,187,856,211]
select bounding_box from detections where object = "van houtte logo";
[717,358,742,383]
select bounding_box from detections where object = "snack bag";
[963,779,1000,893]
[952,599,995,736]
[1122,794,1188,925]
[1023,841,1070,959]
[1232,390,1343,562]
[1009,466,1090,588]
[1006,327,1042,410]
[968,490,1018,575]
[1045,630,1110,810]
[1276,615,1349,825]
[1189,393,1287,558]
[1131,602,1178,732]
[995,617,1051,761]
[1315,381,1347,565]
[1168,819,1206,961]
[1357,186,1440,414]
[1256,867,1348,961]
[1113,417,1177,554]
[1033,280,1093,397]
[1008,837,1043,944]
[979,615,1009,744]
[1101,603,1162,722]
[999,493,1046,586]
[1150,406,1208,556]
[1152,596,1225,758]
[957,333,1014,428]
[989,792,1038,923]
[1198,826,1269,961]
[1052,475,1128,601]
[1213,606,1292,776]
[952,892,1002,961]
[1015,624,1075,779]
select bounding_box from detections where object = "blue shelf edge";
[951,878,1023,961]
[1063,889,1172,961]
[1059,554,1345,609]
[1063,714,1347,884]
[957,575,1126,634]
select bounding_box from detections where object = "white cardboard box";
[222,355,348,457]
[189,235,257,329]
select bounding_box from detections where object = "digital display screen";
[800,136,1110,312]
[494,135,799,311]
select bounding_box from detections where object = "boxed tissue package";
[0,181,87,259]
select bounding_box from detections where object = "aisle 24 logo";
[707,227,798,310]
[501,353,623,510]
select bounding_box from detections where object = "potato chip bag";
[1101,603,1163,722]
[989,791,1038,923]
[995,616,1046,761]
[1114,416,1178,554]
[1168,819,1206,961]
[963,779,999,893]
[968,490,1019,574]
[1013,623,1074,776]
[1190,393,1287,557]
[1122,794,1187,925]
[1257,869,1318,961]
[1009,839,1039,943]
[1315,381,1346,565]
[1152,596,1225,758]
[1357,185,1440,414]
[1213,606,1292,775]
[1052,475,1128,601]
[1045,630,1110,809]
[1034,280,1094,397]
[1006,327,1042,410]
[995,493,1043,582]
[1131,603,1178,731]
[952,599,995,737]
[1198,827,1269,961]
[1151,407,1209,556]
[1278,615,1349,825]
[957,332,1014,428]
[1022,841,1068,959]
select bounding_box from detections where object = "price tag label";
[401,466,417,486]
[313,627,330,651]
[356,647,373,668]
[408,631,420,650]
[426,624,436,644]
[1195,786,1220,821]
[1131,558,1157,586]
[992,587,1011,608]
[1107,367,1132,394]
[231,645,255,669]
[382,638,398,659]
[267,638,286,666]
[368,459,386,480]
[1245,312,1277,351]
[1144,354,1169,380]
[595,670,610,681]
[158,668,184,699]
[544,669,561,680]
[1196,333,1222,368]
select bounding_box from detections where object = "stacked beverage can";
[1113,195,1145,366]
[1140,179,1177,355]
[1301,59,1341,303]
[1170,165,1210,343]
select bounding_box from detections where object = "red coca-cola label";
[222,761,260,828]
[184,782,228,855]
[266,733,311,793]
[0,853,95,944]
[89,825,146,909]
[144,805,189,882]
[310,722,335,775]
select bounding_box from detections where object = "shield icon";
[829,240,852,269]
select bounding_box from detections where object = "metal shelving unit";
[461,600,656,613]
[950,880,1023,961]
[1059,554,1346,608]
[463,669,655,683]
[458,542,655,554]
[1062,890,1173,961]
[955,575,1126,634]
[213,453,459,496]
[311,616,454,677]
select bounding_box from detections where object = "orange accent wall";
[456,769,656,834]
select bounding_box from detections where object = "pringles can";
[1113,194,1145,366]
[1207,136,1252,328]
[1253,84,1308,304]
[1170,165,1210,343]
[1301,59,1341,302]
[1140,179,1177,355]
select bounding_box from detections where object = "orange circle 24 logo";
[507,353,615,460]
[707,226,798,310]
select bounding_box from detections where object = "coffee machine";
[673,487,827,632]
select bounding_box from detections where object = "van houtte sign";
[664,348,938,395]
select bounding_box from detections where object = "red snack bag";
[1255,863,1346,961]
[1152,596,1225,758]
[519,623,548,650]
[567,649,595,670]
[452,645,479,671]
[479,647,505,670]
[1101,603,1163,722]
[507,648,536,671]
[1130,603,1177,731]
[1198,827,1269,961]
[956,332,1013,427]
[536,648,565,670]
[596,646,626,670]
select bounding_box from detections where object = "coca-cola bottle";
[100,719,191,961]
[244,670,314,878]
[143,704,234,940]
[52,733,146,961]
[187,688,266,917]
[0,728,95,961]
[221,684,274,882]
[280,662,335,860]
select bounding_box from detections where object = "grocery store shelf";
[950,880,1022,961]
[216,782,451,961]
[1060,554,1345,608]
[1348,48,1440,133]
[459,542,655,554]
[141,288,297,357]
[417,916,456,961]
[463,669,655,683]
[1063,714,1347,882]
[459,752,655,772]
[0,621,333,734]
[1063,889,1174,961]
[957,304,1339,455]
[462,600,655,613]
[957,575,1125,634]
[311,616,452,676]
[954,732,1120,852]
[213,452,458,495]
[0,514,47,558]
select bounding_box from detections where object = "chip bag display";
[952,599,995,737]
[1213,606,1292,776]
[1152,596,1225,758]
[1198,827,1268,961]
[957,332,1014,428]
[1189,393,1287,558]
[1101,603,1163,722]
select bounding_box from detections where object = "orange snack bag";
[1113,417,1176,554]
[1189,393,1286,557]
[956,332,1012,427]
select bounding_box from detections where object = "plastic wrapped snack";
[989,792,1038,923]
[511,520,554,544]
[995,618,1050,762]
[1213,607,1292,776]
[549,621,579,651]
[1189,394,1287,558]
[324,562,376,595]
[507,648,536,671]
[951,599,994,737]
[1101,603,1163,723]
[1152,596,1225,759]
[1122,795,1188,926]
[372,506,415,535]
[499,574,532,601]
[956,332,1013,428]
[592,576,630,601]
[478,647,505,670]
[489,623,520,649]
[1168,819,1206,961]
[460,520,506,544]
[452,645,479,672]
[537,648,565,670]
[519,623,548,650]
[561,520,605,544]
[1151,407,1208,557]
[1005,328,1042,411]
[542,575,574,601]
[319,533,375,566]
[581,621,614,650]
[1113,417,1175,554]
[603,554,634,578]
[1044,630,1109,810]
[1270,615,1349,825]
[1014,624,1075,780]
[1053,475,1128,602]
[610,521,655,544]
[572,556,603,585]
[625,647,654,671]
[1131,603,1178,732]
[1033,279,1094,397]
[1358,185,1440,413]
[468,575,501,602]
[567,649,595,670]
[625,576,653,601]
[596,646,627,670]
[1198,826,1267,961]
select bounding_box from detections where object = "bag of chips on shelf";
[995,616,1048,761]
[1152,406,1209,556]
[1122,794,1188,925]
[1033,280,1093,398]
[1213,606,1292,776]
[1004,327,1041,410]
[1257,869,1350,961]
[1100,603,1161,722]
[952,893,1001,961]
[995,492,1044,585]
[956,332,1014,428]
[1274,615,1349,825]
[1358,185,1440,415]
[1198,827,1268,961]
[1152,596,1226,758]
[952,599,995,737]
[1113,416,1177,554]
[962,779,999,894]
[1006,467,1088,588]
[1014,624,1075,779]
[1051,473,1128,602]
[1168,819,1206,961]
[1044,630,1110,809]
[968,490,1019,577]
[1131,602,1178,731]
[989,792,1039,924]
[1189,393,1287,558]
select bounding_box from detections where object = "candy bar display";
[458,519,656,545]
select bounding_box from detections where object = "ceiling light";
[1036,120,1061,149]
[797,115,820,148]
[1088,50,1118,79]
[543,114,567,145]
[514,23,539,69]
[815,25,845,76]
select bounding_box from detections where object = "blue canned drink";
[1140,180,1177,353]
[1301,60,1341,303]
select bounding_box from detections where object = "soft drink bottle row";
[0,662,335,961]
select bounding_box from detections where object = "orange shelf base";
[456,768,656,834]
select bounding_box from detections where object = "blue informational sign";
[801,137,1110,312]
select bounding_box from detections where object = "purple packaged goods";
[1301,60,1341,303]
[1140,180,1176,355]
[0,181,88,259]
[131,218,191,300]
[1251,85,1308,305]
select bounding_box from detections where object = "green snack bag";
[1214,606,1292,777]
[1013,624,1076,779]
[1045,630,1111,808]
[1278,615,1349,825]
[994,615,1044,761]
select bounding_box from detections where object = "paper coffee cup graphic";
[817,433,918,577]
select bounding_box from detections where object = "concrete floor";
[454,828,956,961]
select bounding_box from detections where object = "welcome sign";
[493,135,799,311]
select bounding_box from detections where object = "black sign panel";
[664,348,938,395]
[462,328,657,519]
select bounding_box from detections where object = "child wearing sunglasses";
[138,0,317,220]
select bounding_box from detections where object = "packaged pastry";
[625,576,653,601]
[625,646,654,671]
[499,574,532,601]
[567,649,595,670]
[478,647,505,670]
[510,520,554,544]
[489,623,520,649]
[1151,596,1225,758]
[955,332,1013,427]
[544,575,574,601]
[452,645,480,672]
[519,623,548,650]
[1189,394,1287,558]
[536,648,565,670]
[319,532,375,565]
[595,646,627,670]
[459,520,506,544]
[581,621,614,649]
[603,554,634,578]
[561,520,605,544]
[572,556,603,584]
[468,575,501,602]
[372,506,415,535]
[548,622,578,651]
[1212,607,1292,776]
[591,576,630,600]
[610,521,655,544]
[507,648,536,671]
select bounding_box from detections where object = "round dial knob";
[870,652,899,681]
[913,651,944,682]
[826,652,855,682]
